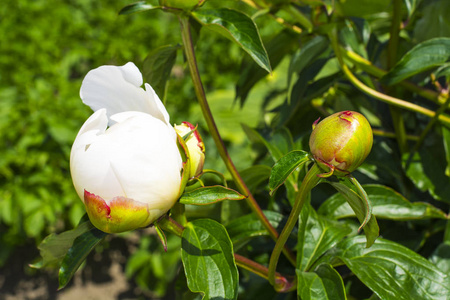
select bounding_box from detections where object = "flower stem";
[178,15,296,265]
[268,163,322,285]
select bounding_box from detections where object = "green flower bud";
[174,122,205,178]
[309,111,373,176]
[159,0,205,10]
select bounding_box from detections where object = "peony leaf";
[31,215,92,269]
[381,38,450,85]
[297,204,352,271]
[179,186,245,205]
[192,8,271,73]
[328,179,379,247]
[269,150,311,195]
[319,184,447,220]
[58,226,107,289]
[297,263,347,300]
[142,45,179,101]
[181,219,238,300]
[334,236,450,300]
[119,1,161,15]
[226,210,284,250]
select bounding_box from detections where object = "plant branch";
[178,15,296,265]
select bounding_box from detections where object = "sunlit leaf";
[269,150,311,195]
[58,226,107,289]
[31,216,92,269]
[334,236,450,300]
[192,8,271,73]
[381,38,450,85]
[179,186,245,205]
[319,184,447,220]
[181,219,238,300]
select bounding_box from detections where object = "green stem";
[341,48,445,104]
[158,216,296,292]
[372,129,419,141]
[178,15,296,266]
[329,32,450,126]
[268,163,322,285]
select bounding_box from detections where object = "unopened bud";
[174,122,205,178]
[309,111,373,176]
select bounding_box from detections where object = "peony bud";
[174,122,205,178]
[309,111,373,176]
[71,62,183,233]
[159,0,205,10]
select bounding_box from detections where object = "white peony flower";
[70,62,183,233]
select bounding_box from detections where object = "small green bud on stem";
[309,111,373,176]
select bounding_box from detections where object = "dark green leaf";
[142,45,179,101]
[269,150,311,195]
[192,8,271,73]
[31,218,93,269]
[119,1,160,15]
[319,184,447,220]
[413,0,450,42]
[181,219,238,300]
[242,124,290,162]
[236,30,297,105]
[58,227,107,289]
[297,204,352,271]
[179,186,245,205]
[442,125,450,177]
[240,165,271,192]
[297,263,347,300]
[328,180,379,248]
[335,236,450,300]
[226,210,284,250]
[381,38,450,85]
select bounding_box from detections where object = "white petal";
[70,109,122,202]
[144,83,170,125]
[80,62,169,125]
[106,112,182,208]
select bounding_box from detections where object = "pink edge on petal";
[84,190,150,234]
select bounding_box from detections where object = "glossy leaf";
[335,236,450,300]
[381,38,450,85]
[319,184,447,220]
[142,45,179,101]
[328,180,379,247]
[226,210,284,250]
[31,216,92,269]
[119,1,160,15]
[429,242,450,274]
[179,186,245,205]
[58,226,107,289]
[297,204,352,271]
[297,264,347,300]
[269,150,311,195]
[181,219,238,300]
[192,8,271,73]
